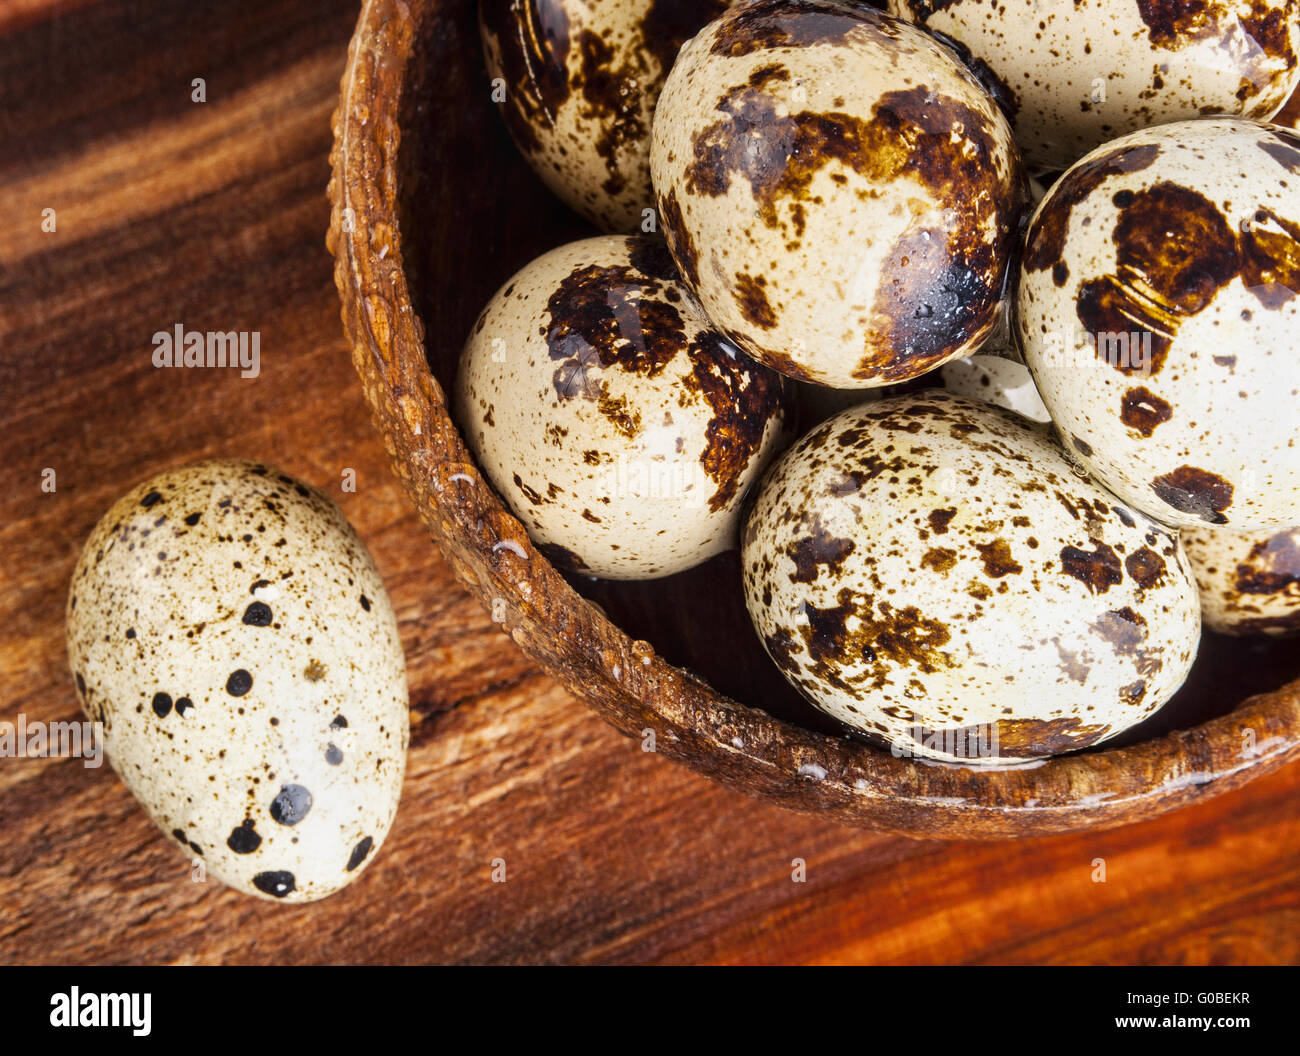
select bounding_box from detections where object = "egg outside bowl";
[328,0,1300,839]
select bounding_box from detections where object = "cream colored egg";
[479,0,731,232]
[650,0,1026,388]
[887,0,1300,172]
[741,391,1201,765]
[1183,524,1300,635]
[456,234,790,580]
[940,352,1051,423]
[1017,118,1300,532]
[66,461,409,903]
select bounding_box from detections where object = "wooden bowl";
[328,0,1300,838]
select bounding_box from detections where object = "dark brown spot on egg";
[785,516,856,583]
[657,189,701,289]
[1060,541,1123,593]
[748,62,791,88]
[681,332,788,511]
[1125,547,1168,590]
[763,626,803,675]
[992,717,1112,758]
[922,547,957,574]
[708,0,899,58]
[974,538,1022,578]
[1150,465,1234,524]
[1078,181,1238,377]
[1120,386,1173,436]
[1234,531,1300,595]
[151,692,172,718]
[479,0,571,156]
[537,541,591,573]
[1137,0,1295,70]
[735,273,778,329]
[1121,679,1149,706]
[545,243,688,435]
[571,30,647,197]
[928,507,957,535]
[1023,143,1160,274]
[799,587,953,693]
[1239,207,1300,309]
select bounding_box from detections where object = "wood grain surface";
[0,0,1297,965]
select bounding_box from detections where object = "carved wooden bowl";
[328,0,1300,838]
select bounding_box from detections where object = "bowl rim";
[326,0,1300,839]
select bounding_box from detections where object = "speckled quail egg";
[940,351,1051,423]
[1017,118,1300,532]
[1183,524,1300,635]
[887,0,1300,173]
[479,0,731,232]
[650,0,1026,388]
[66,461,408,903]
[456,234,791,579]
[741,391,1201,765]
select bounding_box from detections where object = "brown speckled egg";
[456,234,791,580]
[1183,524,1300,635]
[887,0,1300,173]
[650,0,1026,388]
[1017,118,1300,532]
[66,461,408,903]
[741,391,1201,765]
[479,0,731,232]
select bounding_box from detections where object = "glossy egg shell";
[1183,524,1300,635]
[741,391,1201,765]
[65,461,409,903]
[650,0,1026,388]
[1017,118,1300,532]
[455,234,791,580]
[888,0,1300,173]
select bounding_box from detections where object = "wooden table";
[1,0,1297,965]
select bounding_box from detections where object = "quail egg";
[887,0,1300,173]
[456,234,791,579]
[1183,524,1300,635]
[741,391,1201,765]
[940,351,1051,423]
[480,0,731,232]
[650,0,1026,388]
[65,461,409,903]
[1017,118,1300,532]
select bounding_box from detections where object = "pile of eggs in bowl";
[460,0,1300,767]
